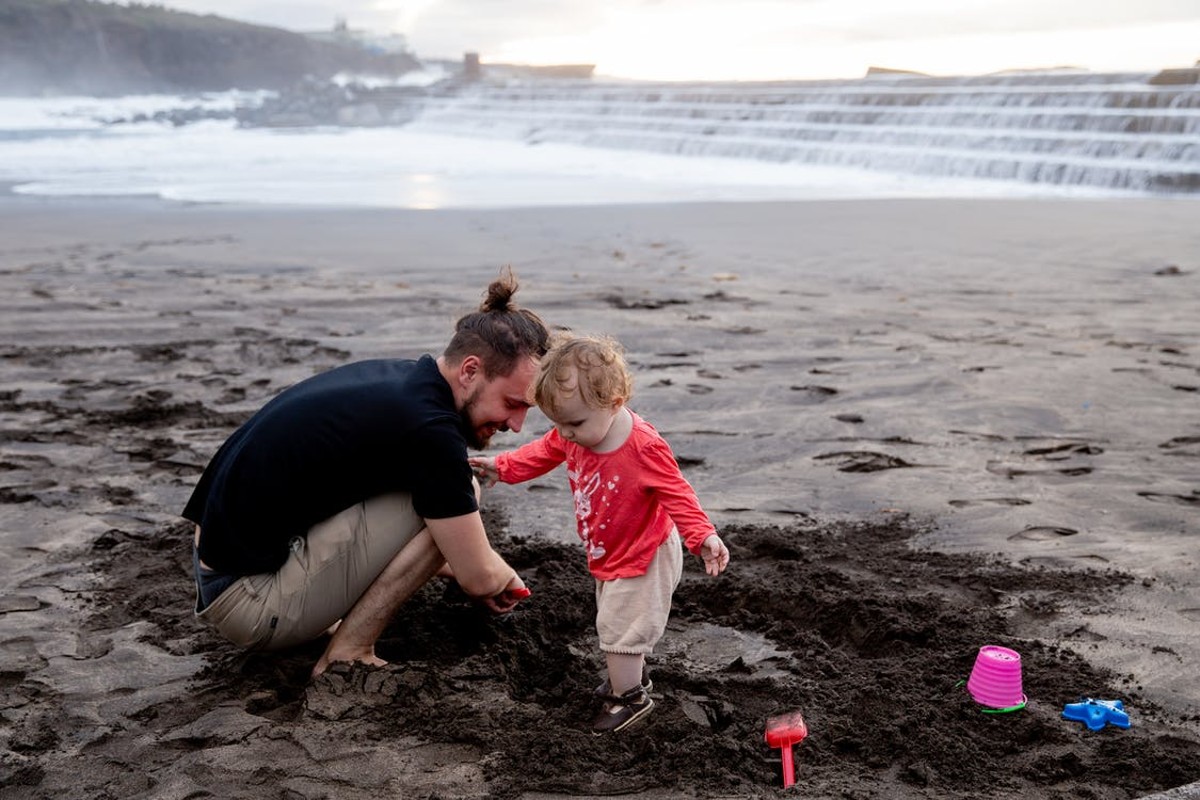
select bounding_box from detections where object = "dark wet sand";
[1,193,1198,798]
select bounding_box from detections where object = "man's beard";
[460,388,501,450]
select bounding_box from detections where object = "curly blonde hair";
[534,334,633,414]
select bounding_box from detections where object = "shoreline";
[5,176,1200,213]
[1,192,1197,797]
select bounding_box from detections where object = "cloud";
[151,0,1200,77]
[835,0,1200,40]
[404,0,608,58]
[161,0,1200,46]
[397,0,1200,58]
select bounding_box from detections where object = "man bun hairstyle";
[444,267,551,377]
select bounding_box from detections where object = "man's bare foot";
[322,619,342,637]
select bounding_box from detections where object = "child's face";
[544,376,621,450]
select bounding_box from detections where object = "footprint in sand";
[1007,526,1079,542]
[814,451,916,473]
[948,497,1032,508]
[1063,625,1107,642]
[1137,491,1200,507]
[1024,554,1110,567]
[0,488,38,504]
[949,429,1008,442]
[644,359,699,369]
[790,385,838,401]
[0,595,43,613]
[986,462,1093,478]
[1159,436,1200,449]
[1022,443,1104,458]
[603,294,689,310]
[702,289,750,303]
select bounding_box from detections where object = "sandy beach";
[1,192,1198,798]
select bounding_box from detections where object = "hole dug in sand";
[254,520,1200,798]
[58,517,1200,800]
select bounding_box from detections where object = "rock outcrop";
[0,0,420,96]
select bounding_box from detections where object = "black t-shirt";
[182,355,478,575]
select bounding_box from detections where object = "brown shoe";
[592,686,654,735]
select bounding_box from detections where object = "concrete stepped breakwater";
[408,71,1200,193]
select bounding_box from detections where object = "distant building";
[461,51,593,80]
[463,52,482,80]
[303,19,411,56]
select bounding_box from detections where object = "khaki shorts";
[594,529,683,655]
[197,492,424,651]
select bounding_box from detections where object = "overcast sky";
[157,0,1200,80]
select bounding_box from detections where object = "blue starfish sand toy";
[1062,698,1131,731]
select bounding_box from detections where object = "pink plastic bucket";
[966,645,1025,709]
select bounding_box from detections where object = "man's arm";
[426,511,524,601]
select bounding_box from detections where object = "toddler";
[470,334,730,734]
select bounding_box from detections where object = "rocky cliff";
[0,0,421,96]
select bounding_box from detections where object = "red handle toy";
[764,710,808,788]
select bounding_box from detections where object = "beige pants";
[197,493,424,651]
[594,529,683,655]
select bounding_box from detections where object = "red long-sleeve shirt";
[495,412,715,580]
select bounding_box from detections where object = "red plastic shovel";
[764,710,808,788]
[497,586,531,606]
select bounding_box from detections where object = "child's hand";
[468,455,499,488]
[700,534,730,576]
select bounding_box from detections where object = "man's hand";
[700,534,730,576]
[482,578,530,614]
[468,455,499,488]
